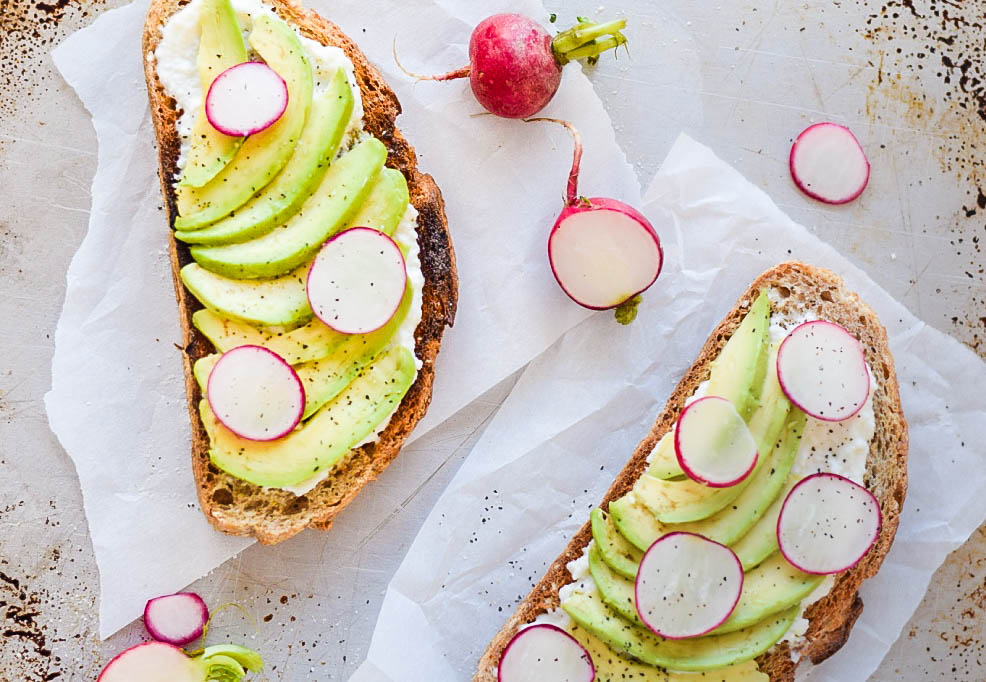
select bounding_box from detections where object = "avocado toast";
[477,263,907,681]
[142,0,457,544]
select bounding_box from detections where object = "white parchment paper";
[45,0,639,638]
[354,134,986,682]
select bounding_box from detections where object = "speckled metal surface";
[0,0,983,679]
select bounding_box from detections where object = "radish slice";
[206,61,289,136]
[635,532,743,639]
[548,198,663,310]
[143,592,209,646]
[498,624,595,682]
[307,227,407,334]
[789,122,870,204]
[776,320,870,422]
[207,345,304,441]
[777,473,881,575]
[98,642,202,682]
[675,396,758,488]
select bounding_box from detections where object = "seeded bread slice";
[475,262,907,681]
[142,0,457,545]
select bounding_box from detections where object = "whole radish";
[533,118,663,324]
[396,14,628,118]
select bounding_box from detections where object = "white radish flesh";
[144,592,209,646]
[98,642,201,682]
[206,61,289,136]
[207,345,304,441]
[675,396,759,488]
[498,624,595,682]
[789,122,869,204]
[635,532,743,639]
[776,320,870,422]
[777,473,881,575]
[307,227,407,334]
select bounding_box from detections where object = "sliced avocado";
[175,72,354,246]
[180,262,311,327]
[192,308,346,365]
[732,477,800,571]
[609,494,663,553]
[561,588,798,673]
[588,543,642,626]
[189,137,387,278]
[203,345,415,487]
[712,552,824,635]
[591,508,642,580]
[644,432,682,480]
[175,14,314,229]
[178,0,248,188]
[193,354,220,392]
[340,167,410,237]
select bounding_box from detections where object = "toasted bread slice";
[142,0,457,544]
[475,262,907,681]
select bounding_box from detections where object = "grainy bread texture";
[142,0,458,544]
[475,262,908,681]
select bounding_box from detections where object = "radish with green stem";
[97,641,263,682]
[532,118,662,324]
[394,14,628,118]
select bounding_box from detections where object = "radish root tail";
[525,117,583,205]
[392,36,470,82]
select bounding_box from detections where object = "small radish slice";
[675,396,759,488]
[98,642,201,682]
[776,320,870,422]
[777,473,881,575]
[206,61,289,136]
[144,592,209,646]
[207,345,304,441]
[789,122,870,204]
[307,227,407,334]
[635,532,743,639]
[498,624,595,682]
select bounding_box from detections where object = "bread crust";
[475,262,908,681]
[142,0,457,544]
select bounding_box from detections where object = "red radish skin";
[777,473,882,575]
[207,345,305,441]
[207,61,289,136]
[395,14,628,119]
[144,592,209,646]
[634,532,744,640]
[498,624,595,682]
[789,122,870,204]
[675,396,759,488]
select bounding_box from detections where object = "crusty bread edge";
[141,0,458,544]
[474,262,908,682]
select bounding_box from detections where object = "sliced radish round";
[98,642,199,682]
[207,345,304,441]
[307,227,407,334]
[548,198,663,310]
[498,624,594,682]
[777,473,881,575]
[789,122,870,204]
[206,61,289,136]
[635,532,743,639]
[144,592,209,646]
[776,320,870,422]
[675,396,758,487]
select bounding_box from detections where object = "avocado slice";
[561,588,798,673]
[732,477,800,571]
[193,354,220,392]
[591,508,642,580]
[192,308,347,366]
[175,72,354,246]
[180,262,312,327]
[203,345,416,487]
[178,0,248,188]
[189,137,387,279]
[341,167,411,237]
[588,543,643,626]
[175,14,314,229]
[609,494,664,552]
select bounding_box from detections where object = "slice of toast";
[141,0,457,544]
[475,262,907,681]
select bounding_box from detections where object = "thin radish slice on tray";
[776,320,870,422]
[498,624,595,682]
[206,61,289,136]
[777,473,881,575]
[635,532,743,639]
[307,227,407,334]
[98,641,263,682]
[789,122,870,204]
[675,396,758,488]
[144,592,209,646]
[207,345,304,441]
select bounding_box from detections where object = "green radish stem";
[552,18,628,65]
